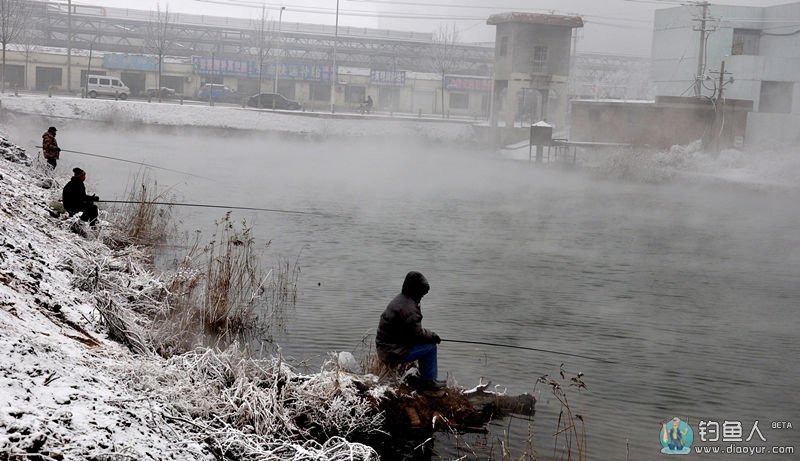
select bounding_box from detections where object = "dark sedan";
[248,93,302,110]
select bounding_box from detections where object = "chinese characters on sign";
[275,63,333,82]
[191,57,333,81]
[192,56,256,77]
[370,70,406,86]
[103,54,158,72]
[444,76,491,92]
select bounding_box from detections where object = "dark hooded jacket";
[375,271,438,365]
[62,174,92,213]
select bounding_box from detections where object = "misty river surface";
[8,118,800,459]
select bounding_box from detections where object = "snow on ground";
[0,138,383,460]
[0,94,477,143]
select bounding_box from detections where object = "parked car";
[87,75,129,100]
[247,93,302,110]
[146,87,176,99]
[197,84,237,102]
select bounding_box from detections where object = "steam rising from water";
[3,116,799,460]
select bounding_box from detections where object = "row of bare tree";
[1,0,463,113]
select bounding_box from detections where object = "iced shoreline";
[0,138,383,460]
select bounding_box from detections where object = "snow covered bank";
[0,94,477,143]
[0,137,384,460]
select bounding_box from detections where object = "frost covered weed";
[107,172,174,248]
[534,364,588,461]
[126,348,382,460]
[155,213,299,355]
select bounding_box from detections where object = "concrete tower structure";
[487,13,583,130]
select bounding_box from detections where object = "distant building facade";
[487,12,584,130]
[652,2,800,146]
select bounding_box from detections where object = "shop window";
[345,85,366,103]
[310,82,331,102]
[449,92,469,109]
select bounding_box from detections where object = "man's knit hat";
[72,168,85,177]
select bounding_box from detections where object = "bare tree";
[430,23,460,118]
[249,6,272,108]
[145,3,177,101]
[0,0,30,93]
[19,19,41,91]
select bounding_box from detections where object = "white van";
[87,75,129,100]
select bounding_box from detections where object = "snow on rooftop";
[487,12,584,28]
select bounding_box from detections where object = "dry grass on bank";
[106,172,174,249]
[153,213,300,356]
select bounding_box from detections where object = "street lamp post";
[274,6,285,95]
[330,0,339,113]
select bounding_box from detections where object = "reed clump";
[535,363,588,461]
[107,172,174,249]
[154,213,299,356]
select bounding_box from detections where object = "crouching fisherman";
[63,167,100,227]
[376,271,446,391]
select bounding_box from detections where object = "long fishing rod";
[98,199,323,216]
[36,146,209,179]
[442,338,615,364]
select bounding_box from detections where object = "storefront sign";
[370,70,406,86]
[445,76,491,92]
[274,63,334,81]
[192,56,256,77]
[103,54,158,72]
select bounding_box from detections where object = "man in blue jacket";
[376,271,445,391]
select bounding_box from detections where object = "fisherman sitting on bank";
[62,167,100,227]
[376,271,446,391]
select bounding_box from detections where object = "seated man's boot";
[419,379,447,391]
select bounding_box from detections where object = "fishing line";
[36,146,209,179]
[442,338,615,364]
[97,199,327,216]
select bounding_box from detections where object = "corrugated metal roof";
[487,12,584,28]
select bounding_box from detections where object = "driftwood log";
[376,380,535,434]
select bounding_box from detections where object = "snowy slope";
[0,138,381,460]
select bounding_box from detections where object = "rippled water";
[7,118,800,459]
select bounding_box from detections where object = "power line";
[195,0,652,26]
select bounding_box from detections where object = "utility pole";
[330,0,340,114]
[692,1,715,97]
[67,0,72,92]
[273,6,285,95]
[708,60,733,153]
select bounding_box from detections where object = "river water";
[6,117,800,459]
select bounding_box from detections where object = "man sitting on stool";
[62,167,100,227]
[376,271,446,391]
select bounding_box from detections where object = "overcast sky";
[86,0,790,55]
